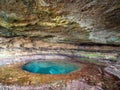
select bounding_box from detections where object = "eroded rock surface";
[0,0,120,89]
[0,0,119,44]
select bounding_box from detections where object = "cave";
[0,0,120,90]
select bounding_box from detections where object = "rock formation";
[0,0,120,44]
[0,0,120,90]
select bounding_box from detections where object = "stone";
[105,65,120,79]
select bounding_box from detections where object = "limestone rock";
[0,0,120,45]
[105,65,120,79]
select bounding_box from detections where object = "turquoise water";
[22,61,80,74]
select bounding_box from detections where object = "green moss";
[115,4,120,9]
[115,37,120,43]
[0,18,31,29]
[37,16,70,28]
[0,18,12,28]
[78,58,105,65]
[81,53,106,58]
[79,52,117,61]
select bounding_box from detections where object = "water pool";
[22,61,80,74]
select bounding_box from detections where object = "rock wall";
[0,0,120,45]
[62,0,120,45]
